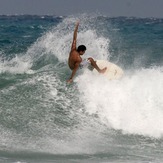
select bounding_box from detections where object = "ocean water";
[0,14,163,163]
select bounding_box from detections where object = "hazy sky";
[0,0,163,18]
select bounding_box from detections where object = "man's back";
[68,50,82,70]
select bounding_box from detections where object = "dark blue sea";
[0,14,163,163]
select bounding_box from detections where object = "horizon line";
[0,14,163,19]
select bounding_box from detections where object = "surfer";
[67,21,107,83]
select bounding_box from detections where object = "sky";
[0,0,163,18]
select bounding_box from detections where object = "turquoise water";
[0,14,163,163]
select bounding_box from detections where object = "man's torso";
[68,50,82,70]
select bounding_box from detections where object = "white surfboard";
[93,60,124,80]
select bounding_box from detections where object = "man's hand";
[67,78,73,83]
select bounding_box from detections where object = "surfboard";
[93,60,124,80]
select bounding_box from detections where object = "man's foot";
[99,67,107,74]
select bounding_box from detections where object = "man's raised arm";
[71,21,79,51]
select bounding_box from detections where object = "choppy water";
[0,14,163,163]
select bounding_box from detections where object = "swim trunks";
[79,58,91,69]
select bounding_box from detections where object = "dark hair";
[77,45,86,52]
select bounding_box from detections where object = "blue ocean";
[0,14,163,163]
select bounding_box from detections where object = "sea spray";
[76,67,163,138]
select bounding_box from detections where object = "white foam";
[76,67,163,138]
[27,16,110,63]
[0,55,32,74]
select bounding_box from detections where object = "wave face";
[0,14,163,163]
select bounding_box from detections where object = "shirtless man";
[67,21,107,83]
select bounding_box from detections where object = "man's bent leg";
[88,57,107,73]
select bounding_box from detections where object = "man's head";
[77,45,86,55]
